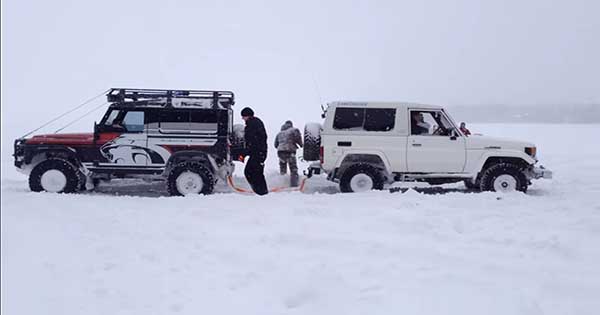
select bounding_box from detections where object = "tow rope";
[20,89,109,139]
[226,176,308,194]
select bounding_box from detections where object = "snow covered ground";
[2,123,600,315]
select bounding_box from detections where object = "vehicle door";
[97,109,149,166]
[406,109,466,173]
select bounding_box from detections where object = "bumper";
[304,162,322,178]
[528,165,553,179]
[13,139,26,168]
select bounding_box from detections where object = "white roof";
[328,101,443,110]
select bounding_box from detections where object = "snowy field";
[2,123,600,315]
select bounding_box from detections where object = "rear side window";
[159,110,190,133]
[364,108,396,131]
[190,110,218,133]
[333,107,395,131]
[333,108,365,130]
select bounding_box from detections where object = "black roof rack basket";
[107,88,235,108]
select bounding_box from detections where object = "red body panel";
[26,132,121,146]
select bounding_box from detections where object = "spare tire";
[303,122,322,161]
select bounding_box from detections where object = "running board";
[394,173,472,181]
[87,167,164,175]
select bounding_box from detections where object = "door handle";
[412,143,422,147]
[337,141,352,147]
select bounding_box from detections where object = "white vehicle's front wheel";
[339,164,384,193]
[480,163,528,193]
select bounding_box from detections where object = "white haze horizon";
[3,0,599,177]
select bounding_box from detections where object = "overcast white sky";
[2,0,599,144]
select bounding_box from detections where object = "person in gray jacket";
[274,120,303,187]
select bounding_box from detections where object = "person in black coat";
[241,107,269,195]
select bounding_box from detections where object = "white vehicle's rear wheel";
[339,164,384,193]
[480,163,528,193]
[29,158,80,193]
[349,173,374,192]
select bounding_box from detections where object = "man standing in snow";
[274,120,303,187]
[241,107,269,195]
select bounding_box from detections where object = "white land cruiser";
[303,102,552,193]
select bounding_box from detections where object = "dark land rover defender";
[14,88,245,195]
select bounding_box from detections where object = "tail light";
[320,146,324,164]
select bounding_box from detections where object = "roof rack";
[106,88,235,109]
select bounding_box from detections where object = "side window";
[333,108,365,130]
[364,108,396,131]
[122,111,145,132]
[159,110,190,133]
[190,110,218,133]
[410,110,454,136]
[103,109,120,125]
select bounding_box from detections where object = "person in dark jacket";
[241,107,269,195]
[274,120,303,187]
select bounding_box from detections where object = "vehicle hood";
[25,132,120,145]
[465,135,535,150]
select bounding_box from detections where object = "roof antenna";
[310,70,327,118]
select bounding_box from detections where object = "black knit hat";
[241,107,254,117]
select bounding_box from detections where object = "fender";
[24,146,79,165]
[164,150,215,174]
[468,149,536,176]
[334,150,392,175]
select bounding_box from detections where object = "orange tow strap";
[226,176,308,194]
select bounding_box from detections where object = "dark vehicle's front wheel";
[167,162,214,196]
[339,164,384,193]
[29,158,80,193]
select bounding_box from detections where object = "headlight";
[525,147,537,158]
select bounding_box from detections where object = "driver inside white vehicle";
[411,111,456,136]
[411,112,431,135]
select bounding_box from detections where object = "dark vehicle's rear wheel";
[167,162,214,196]
[29,158,80,193]
[479,163,528,193]
[339,164,384,193]
[303,123,322,161]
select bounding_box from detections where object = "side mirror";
[93,122,100,140]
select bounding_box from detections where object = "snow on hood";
[466,134,535,150]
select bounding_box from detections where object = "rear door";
[406,109,466,173]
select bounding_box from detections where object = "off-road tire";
[339,164,385,193]
[303,122,322,161]
[464,179,480,190]
[167,161,214,196]
[29,158,80,193]
[479,163,528,193]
